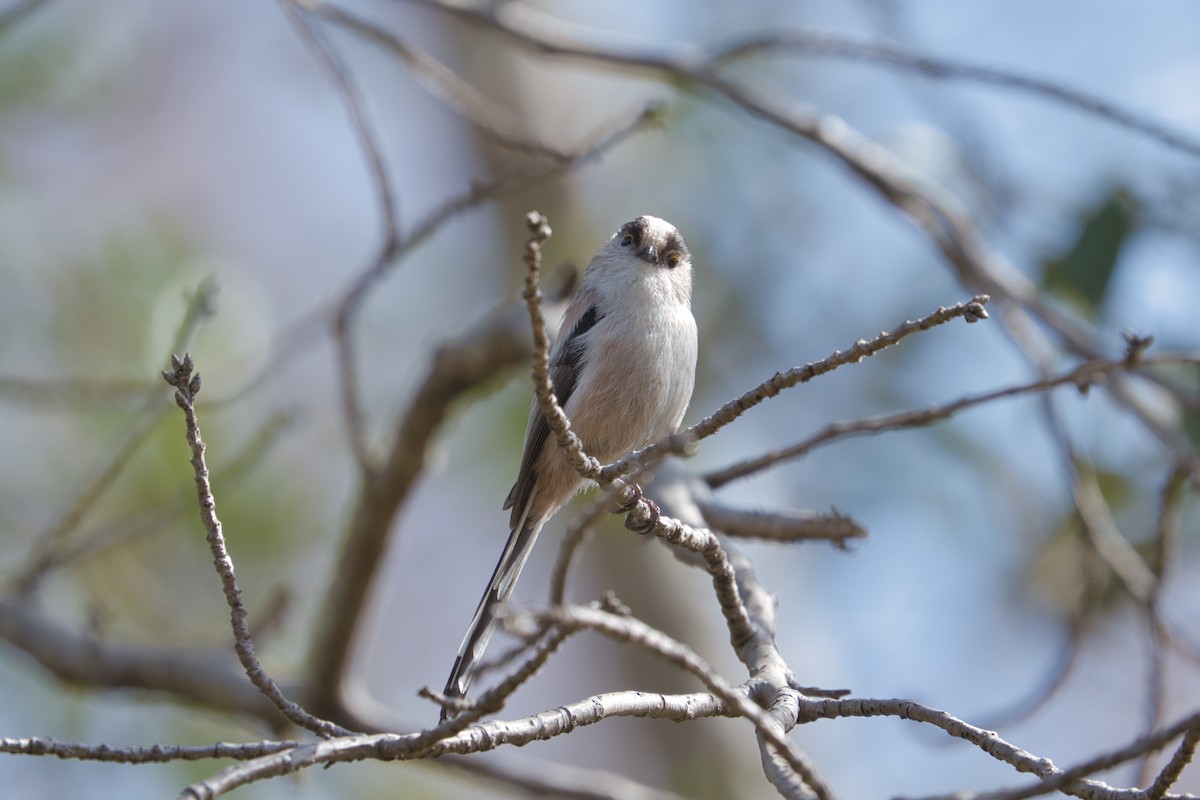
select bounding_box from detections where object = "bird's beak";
[636,244,659,263]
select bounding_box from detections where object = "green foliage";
[1041,186,1137,317]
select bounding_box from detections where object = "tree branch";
[164,355,351,738]
[0,596,283,723]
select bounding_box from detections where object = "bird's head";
[589,215,693,306]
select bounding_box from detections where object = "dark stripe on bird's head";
[617,218,649,249]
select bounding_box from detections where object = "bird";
[441,215,699,719]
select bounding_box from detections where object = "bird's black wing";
[504,304,603,527]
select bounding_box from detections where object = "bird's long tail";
[441,507,543,720]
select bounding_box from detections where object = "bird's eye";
[667,255,680,268]
[620,233,634,247]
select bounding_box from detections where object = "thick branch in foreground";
[522,604,833,800]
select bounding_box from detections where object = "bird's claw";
[624,496,660,535]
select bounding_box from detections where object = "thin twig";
[0,0,53,35]
[801,698,1200,800]
[710,31,1200,160]
[307,1,570,160]
[1138,466,1192,785]
[279,0,400,468]
[1145,728,1200,800]
[1040,387,1157,605]
[703,349,1155,489]
[164,355,352,739]
[548,494,613,604]
[519,210,600,481]
[695,500,866,548]
[609,295,991,484]
[422,597,610,721]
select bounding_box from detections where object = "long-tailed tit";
[442,215,698,717]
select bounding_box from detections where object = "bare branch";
[704,349,1164,489]
[607,295,991,483]
[519,210,601,481]
[609,482,759,660]
[1146,727,1200,800]
[710,31,1200,160]
[164,355,351,738]
[0,596,283,723]
[307,2,570,160]
[11,405,173,595]
[652,465,841,796]
[695,500,866,548]
[548,494,612,604]
[178,686,731,799]
[522,604,834,800]
[1149,466,1190,586]
[1,736,296,763]
[802,698,1200,800]
[0,0,55,36]
[278,0,400,467]
[693,296,991,444]
[281,1,399,240]
[1064,455,1157,606]
[330,103,659,335]
[1138,465,1191,785]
